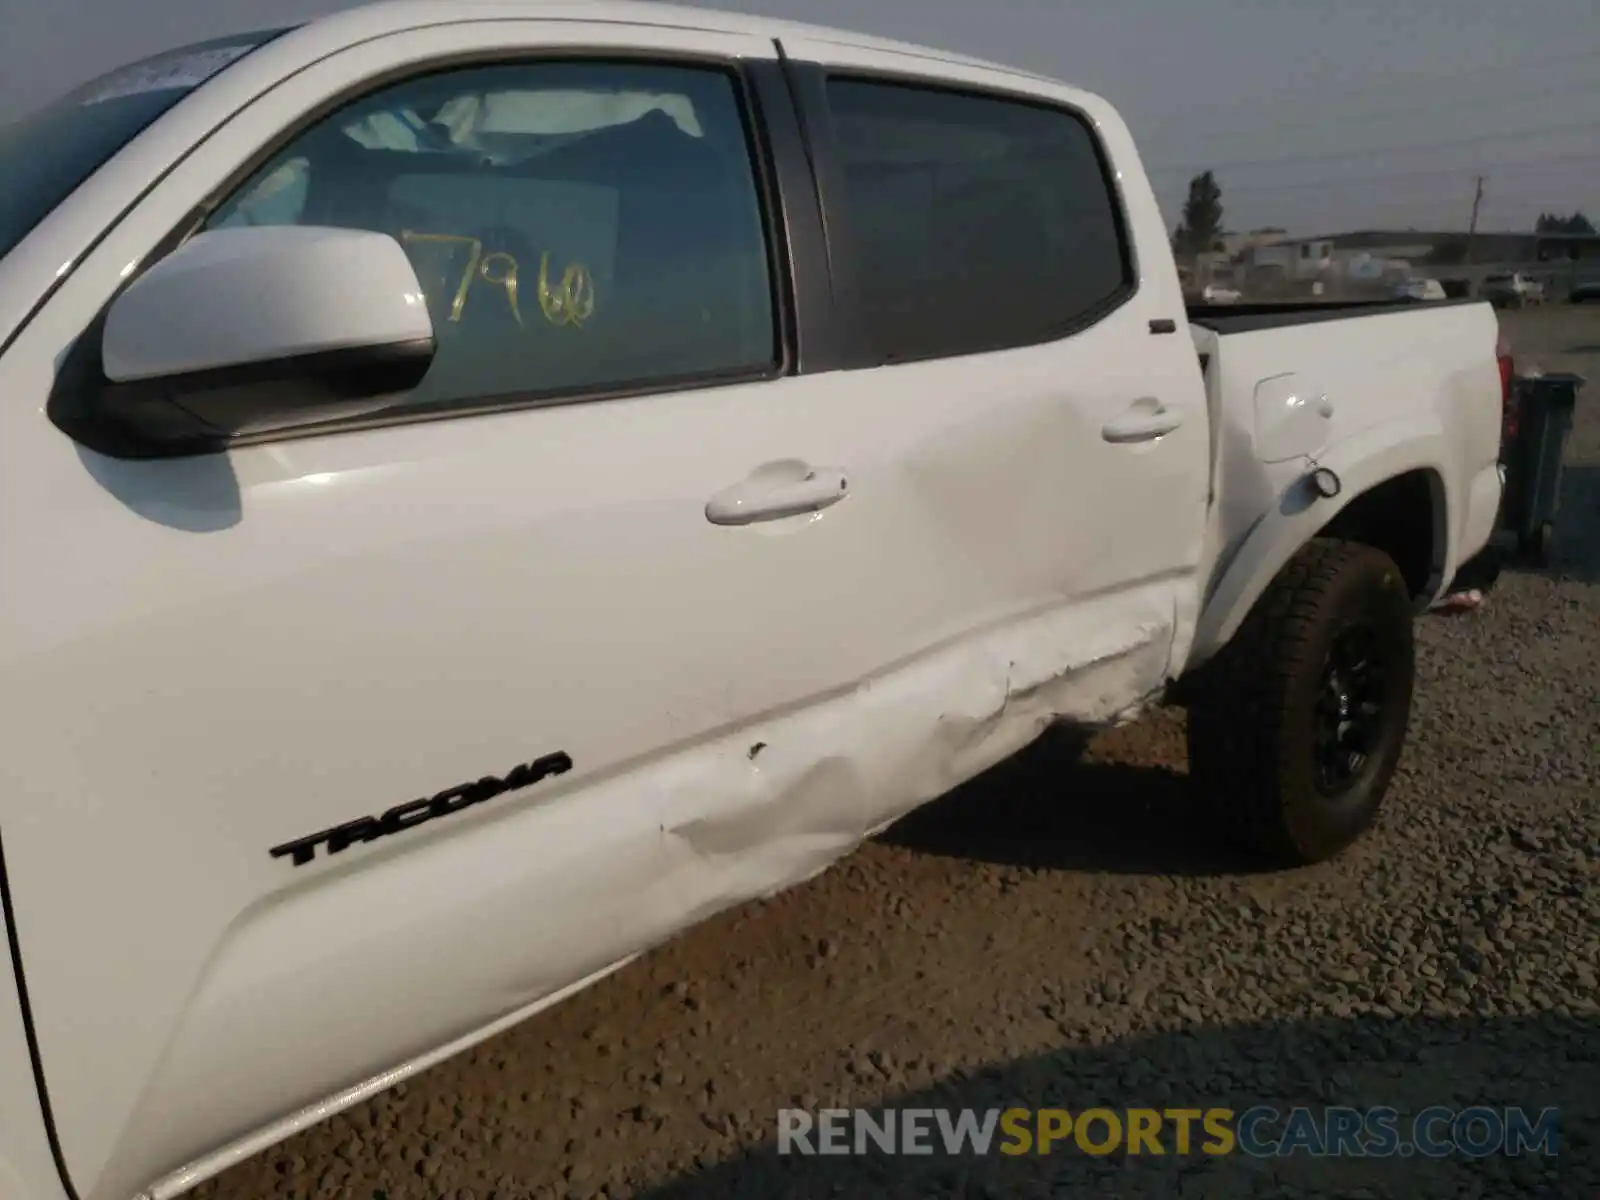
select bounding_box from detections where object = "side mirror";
[1253,372,1333,464]
[63,226,435,458]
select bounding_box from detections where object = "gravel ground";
[202,306,1599,1200]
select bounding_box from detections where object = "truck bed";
[1185,292,1507,669]
[1188,297,1479,334]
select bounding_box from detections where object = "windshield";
[0,28,291,264]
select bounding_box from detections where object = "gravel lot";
[203,305,1599,1200]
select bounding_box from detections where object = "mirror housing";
[55,226,435,458]
[1253,372,1334,464]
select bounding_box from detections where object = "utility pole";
[1467,175,1485,262]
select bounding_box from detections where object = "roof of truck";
[286,0,1067,90]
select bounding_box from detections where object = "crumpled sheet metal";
[654,593,1174,911]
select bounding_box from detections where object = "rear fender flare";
[1189,418,1453,667]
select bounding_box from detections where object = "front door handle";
[705,459,850,526]
[1102,397,1184,443]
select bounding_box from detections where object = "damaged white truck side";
[0,5,1509,1199]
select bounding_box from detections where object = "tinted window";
[823,78,1131,366]
[0,30,287,264]
[206,61,776,410]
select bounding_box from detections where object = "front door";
[0,22,874,1200]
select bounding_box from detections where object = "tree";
[1535,211,1595,235]
[1172,171,1225,260]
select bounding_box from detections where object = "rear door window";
[817,77,1133,366]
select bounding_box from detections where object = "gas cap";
[1253,373,1335,463]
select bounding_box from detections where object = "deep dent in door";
[108,591,1174,1200]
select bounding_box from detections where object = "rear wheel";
[1186,538,1416,866]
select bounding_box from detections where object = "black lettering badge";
[270,751,572,866]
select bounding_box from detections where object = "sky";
[1,0,1596,237]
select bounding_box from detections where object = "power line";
[1146,120,1600,174]
[1157,162,1598,231]
[1199,198,1597,229]
[1143,47,1600,123]
[1136,83,1600,149]
[1185,153,1600,197]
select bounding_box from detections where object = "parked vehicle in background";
[1483,272,1545,308]
[1393,277,1446,302]
[1570,278,1600,304]
[0,5,1511,1199]
[1201,281,1243,303]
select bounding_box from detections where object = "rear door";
[773,38,1215,669]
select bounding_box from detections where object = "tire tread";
[1188,537,1409,864]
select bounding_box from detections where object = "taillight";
[1497,352,1518,442]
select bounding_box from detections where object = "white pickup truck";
[0,5,1510,1199]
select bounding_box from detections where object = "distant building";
[1236,229,1600,294]
[1175,231,1294,294]
[1219,227,1290,258]
[1242,229,1600,274]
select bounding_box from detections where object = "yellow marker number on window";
[478,252,522,326]
[399,230,483,323]
[400,230,592,330]
[537,252,595,328]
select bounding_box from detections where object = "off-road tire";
[1186,538,1416,866]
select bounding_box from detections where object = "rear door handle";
[1102,397,1184,443]
[705,459,850,526]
